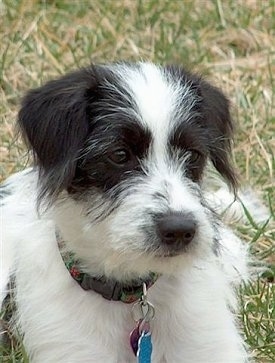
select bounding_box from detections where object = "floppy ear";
[18,68,97,201]
[200,80,238,192]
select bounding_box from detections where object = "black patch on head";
[166,65,238,191]
[68,65,152,196]
[168,121,208,182]
[69,119,151,195]
[18,67,96,202]
[18,63,152,204]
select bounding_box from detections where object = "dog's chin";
[154,249,187,258]
[136,241,209,276]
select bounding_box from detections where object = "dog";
[0,62,252,362]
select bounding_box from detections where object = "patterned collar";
[56,231,159,304]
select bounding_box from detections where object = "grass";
[0,0,274,361]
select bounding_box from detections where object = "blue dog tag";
[137,330,152,363]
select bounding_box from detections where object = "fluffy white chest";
[12,219,246,363]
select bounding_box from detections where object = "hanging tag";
[130,324,140,355]
[130,320,150,355]
[130,282,154,362]
[137,330,152,363]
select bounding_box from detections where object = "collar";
[57,232,159,304]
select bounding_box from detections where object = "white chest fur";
[13,219,246,362]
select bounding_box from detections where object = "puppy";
[1,62,251,362]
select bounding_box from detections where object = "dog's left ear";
[200,80,238,191]
[18,68,98,202]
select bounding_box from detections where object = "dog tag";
[131,283,154,362]
[130,321,150,355]
[137,330,152,363]
[130,325,140,355]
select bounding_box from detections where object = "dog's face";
[19,63,237,276]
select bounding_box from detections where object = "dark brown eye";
[108,149,130,166]
[188,150,202,164]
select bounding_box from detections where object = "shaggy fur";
[1,62,252,362]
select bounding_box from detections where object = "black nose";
[156,212,196,246]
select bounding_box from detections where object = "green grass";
[0,0,274,361]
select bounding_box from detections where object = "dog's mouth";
[142,239,191,259]
[153,248,186,258]
[162,252,182,257]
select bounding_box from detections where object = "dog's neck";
[56,228,159,303]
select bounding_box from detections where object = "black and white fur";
[1,62,252,362]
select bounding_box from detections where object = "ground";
[0,1,274,362]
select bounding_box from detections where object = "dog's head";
[18,63,237,277]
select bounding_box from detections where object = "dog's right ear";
[18,68,98,202]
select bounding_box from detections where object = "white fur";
[0,63,255,362]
